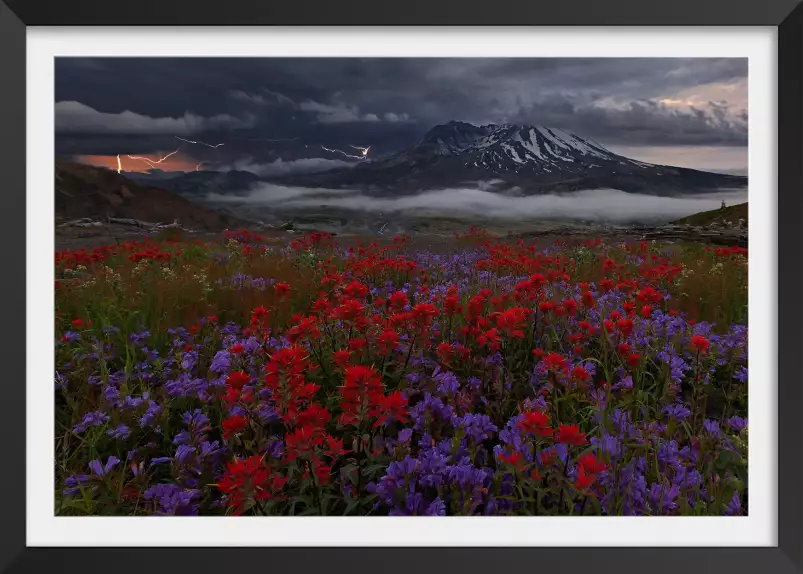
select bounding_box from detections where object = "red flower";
[539,450,558,467]
[389,291,409,310]
[375,391,409,427]
[284,424,326,462]
[518,410,553,438]
[627,352,641,368]
[377,330,399,354]
[226,371,251,390]
[217,456,287,515]
[640,305,652,318]
[571,366,591,383]
[275,282,291,297]
[348,338,367,352]
[581,291,595,308]
[495,307,530,338]
[411,303,439,327]
[499,450,524,469]
[436,342,454,362]
[543,352,568,373]
[555,424,587,446]
[573,465,596,491]
[333,349,352,368]
[222,415,248,439]
[617,319,634,336]
[577,452,609,474]
[339,365,384,427]
[691,335,711,353]
[297,404,332,430]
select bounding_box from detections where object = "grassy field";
[55,228,748,516]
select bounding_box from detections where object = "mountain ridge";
[269,121,747,196]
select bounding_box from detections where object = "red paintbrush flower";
[555,424,587,446]
[518,410,553,438]
[691,335,711,353]
[222,415,248,439]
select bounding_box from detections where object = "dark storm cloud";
[511,94,747,146]
[55,57,748,164]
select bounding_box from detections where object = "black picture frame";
[1,1,800,573]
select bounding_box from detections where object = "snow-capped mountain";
[255,121,748,196]
[398,121,646,175]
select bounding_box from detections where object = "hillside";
[672,202,748,226]
[55,160,247,230]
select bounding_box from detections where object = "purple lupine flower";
[425,497,446,516]
[107,425,131,440]
[139,401,163,428]
[175,444,197,465]
[727,416,748,432]
[647,483,681,515]
[88,456,120,477]
[733,366,748,383]
[455,413,497,444]
[209,350,231,374]
[434,370,460,395]
[703,419,721,438]
[73,410,110,434]
[662,402,691,421]
[63,474,91,496]
[143,483,201,516]
[613,376,633,391]
[725,491,743,516]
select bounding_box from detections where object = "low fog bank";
[204,184,748,225]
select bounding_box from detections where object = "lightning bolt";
[196,161,205,171]
[321,144,371,160]
[175,136,225,149]
[126,149,180,169]
[350,145,371,158]
[116,155,122,174]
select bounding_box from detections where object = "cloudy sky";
[55,58,748,176]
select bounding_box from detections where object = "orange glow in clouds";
[75,152,201,174]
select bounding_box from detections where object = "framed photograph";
[1,0,801,572]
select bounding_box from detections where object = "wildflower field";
[55,228,748,516]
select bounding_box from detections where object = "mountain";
[55,160,248,229]
[272,121,747,196]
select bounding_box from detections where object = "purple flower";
[727,416,748,432]
[434,370,460,395]
[647,483,681,515]
[139,401,163,428]
[703,419,721,438]
[88,456,120,477]
[107,425,131,440]
[425,497,446,516]
[143,483,200,516]
[733,366,748,383]
[209,350,231,374]
[613,376,633,391]
[662,403,691,421]
[725,491,743,516]
[456,413,497,444]
[73,410,110,434]
[63,474,91,496]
